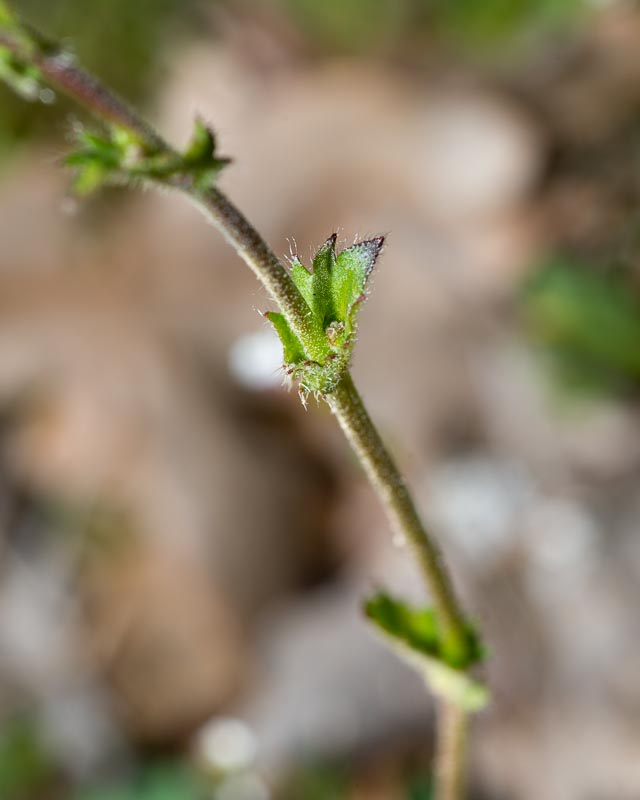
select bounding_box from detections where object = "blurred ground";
[2,1,640,799]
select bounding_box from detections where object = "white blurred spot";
[196,717,257,773]
[392,531,406,549]
[39,88,56,105]
[428,456,533,567]
[416,93,542,221]
[52,51,76,68]
[523,499,598,571]
[228,329,283,390]
[60,196,80,217]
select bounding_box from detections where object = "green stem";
[328,371,470,662]
[1,6,476,793]
[434,700,468,800]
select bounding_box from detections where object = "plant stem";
[434,700,468,800]
[327,370,470,662]
[0,31,165,149]
[1,10,475,795]
[181,185,324,361]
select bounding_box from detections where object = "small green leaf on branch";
[64,127,128,194]
[264,312,305,364]
[182,118,231,190]
[0,3,49,101]
[64,118,229,196]
[311,233,338,324]
[290,256,314,309]
[365,592,488,712]
[333,236,384,323]
[0,48,43,99]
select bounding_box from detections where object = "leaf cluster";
[267,233,384,396]
[65,119,229,195]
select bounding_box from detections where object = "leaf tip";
[361,234,385,262]
[320,232,338,254]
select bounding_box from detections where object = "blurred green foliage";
[274,0,590,54]
[72,759,434,800]
[275,0,409,53]
[75,762,209,800]
[522,258,640,396]
[283,761,434,799]
[283,764,349,800]
[407,775,433,799]
[0,0,595,159]
[0,716,57,799]
[430,0,587,47]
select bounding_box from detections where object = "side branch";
[0,22,316,357]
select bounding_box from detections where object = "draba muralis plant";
[0,3,489,797]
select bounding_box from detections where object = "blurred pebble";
[196,717,257,773]
[228,328,283,390]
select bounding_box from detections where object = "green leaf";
[265,311,306,364]
[68,130,121,166]
[311,233,337,324]
[0,48,44,100]
[63,118,229,197]
[290,257,314,310]
[181,118,230,189]
[184,118,215,162]
[366,591,440,656]
[333,236,384,322]
[71,160,109,195]
[64,129,123,194]
[365,592,488,712]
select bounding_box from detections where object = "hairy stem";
[1,7,476,794]
[328,371,470,661]
[180,184,324,361]
[435,700,468,800]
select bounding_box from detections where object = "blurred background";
[1,1,640,798]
